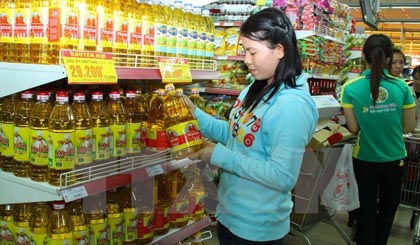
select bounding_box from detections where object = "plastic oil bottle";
[135,89,148,150]
[112,0,129,66]
[47,201,74,245]
[71,91,93,170]
[140,2,155,67]
[84,193,108,245]
[151,2,167,58]
[132,178,154,245]
[146,89,169,152]
[48,90,76,186]
[79,0,98,51]
[189,88,206,111]
[194,5,206,69]
[188,165,205,221]
[0,95,16,173]
[168,168,189,228]
[13,202,34,245]
[30,0,49,64]
[184,2,197,69]
[107,90,127,161]
[106,188,123,245]
[123,90,141,156]
[88,91,111,165]
[97,0,114,53]
[66,199,88,245]
[0,204,15,245]
[153,173,170,236]
[29,91,52,182]
[14,0,31,63]
[163,83,203,159]
[173,0,188,59]
[30,202,51,245]
[119,185,138,245]
[13,90,35,178]
[202,8,215,69]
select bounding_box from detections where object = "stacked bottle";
[107,90,127,161]
[106,188,123,245]
[30,202,51,245]
[119,185,138,245]
[132,178,154,245]
[0,95,16,172]
[47,201,74,245]
[66,199,88,245]
[146,89,169,152]
[85,193,108,245]
[124,90,141,156]
[153,173,170,236]
[13,202,34,245]
[0,204,14,244]
[135,89,149,151]
[189,88,206,111]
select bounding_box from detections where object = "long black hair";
[240,7,302,111]
[362,34,394,105]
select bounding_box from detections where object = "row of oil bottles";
[0,0,216,67]
[0,168,208,245]
[0,82,207,186]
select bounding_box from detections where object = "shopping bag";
[321,144,360,212]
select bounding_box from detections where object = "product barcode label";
[146,165,164,177]
[61,186,88,202]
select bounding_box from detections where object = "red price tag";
[62,50,118,85]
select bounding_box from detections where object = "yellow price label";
[62,50,118,85]
[158,57,192,84]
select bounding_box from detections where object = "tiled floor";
[201,206,416,244]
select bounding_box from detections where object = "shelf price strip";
[146,164,164,177]
[60,185,89,202]
[62,50,118,85]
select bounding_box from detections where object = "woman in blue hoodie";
[186,7,318,244]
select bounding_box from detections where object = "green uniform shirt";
[340,69,416,162]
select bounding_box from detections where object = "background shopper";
[186,7,318,244]
[340,34,416,245]
[389,48,406,78]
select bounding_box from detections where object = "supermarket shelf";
[115,67,221,81]
[199,87,242,96]
[214,21,242,27]
[152,216,211,245]
[214,55,245,61]
[296,30,346,44]
[0,150,200,204]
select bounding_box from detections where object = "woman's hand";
[188,140,216,164]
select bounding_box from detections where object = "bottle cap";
[92,91,104,101]
[52,201,66,210]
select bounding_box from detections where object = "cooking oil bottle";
[71,92,93,170]
[0,204,15,245]
[184,2,197,68]
[30,202,51,245]
[107,90,127,160]
[124,90,141,156]
[84,193,108,245]
[163,83,203,159]
[0,0,14,62]
[79,0,98,51]
[132,178,154,245]
[30,91,52,182]
[13,91,35,178]
[194,6,206,69]
[147,89,169,152]
[30,0,49,64]
[188,165,205,221]
[106,188,123,245]
[14,0,31,63]
[97,0,114,53]
[127,0,142,66]
[135,89,148,150]
[66,199,88,245]
[0,95,16,173]
[119,185,138,245]
[164,2,177,57]
[173,0,188,59]
[202,8,215,69]
[189,88,206,111]
[151,2,167,58]
[88,91,111,165]
[153,174,170,236]
[47,201,74,245]
[48,90,76,186]
[168,168,189,228]
[140,2,155,67]
[13,202,34,245]
[113,0,129,66]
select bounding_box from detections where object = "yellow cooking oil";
[85,193,108,245]
[146,89,169,152]
[0,95,16,173]
[106,188,123,245]
[13,202,34,245]
[30,0,49,64]
[48,90,76,186]
[47,201,74,245]
[119,185,138,245]
[127,0,142,66]
[112,0,129,66]
[132,179,154,245]
[14,0,31,63]
[163,83,203,159]
[202,8,215,69]
[164,3,177,58]
[79,0,98,51]
[184,3,197,69]
[107,90,127,160]
[30,202,51,245]
[66,199,88,245]
[153,173,170,236]
[88,91,111,165]
[1,0,15,63]
[13,90,35,178]
[173,1,187,59]
[189,87,206,111]
[135,88,148,150]
[187,165,205,221]
[123,90,141,156]
[151,2,167,59]
[0,204,15,245]
[140,3,155,67]
[71,91,93,170]
[97,0,114,53]
[193,6,207,70]
[167,168,189,228]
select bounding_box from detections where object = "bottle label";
[88,222,108,245]
[114,14,129,49]
[32,232,48,245]
[142,19,155,53]
[128,17,142,51]
[74,129,93,165]
[92,126,110,160]
[14,225,31,245]
[177,27,188,56]
[126,122,141,154]
[99,11,114,49]
[107,214,123,245]
[110,124,126,157]
[48,132,75,170]
[73,227,88,245]
[30,7,48,45]
[166,120,203,152]
[0,220,15,244]
[30,129,49,166]
[81,9,97,48]
[169,199,189,223]
[189,192,205,218]
[47,232,73,245]
[123,208,138,242]
[166,25,177,56]
[147,128,169,151]
[153,206,169,230]
[61,6,79,46]
[13,126,30,162]
[154,22,167,54]
[137,212,153,239]
[0,123,13,157]
[0,8,13,43]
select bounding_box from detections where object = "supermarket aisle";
[202,206,415,245]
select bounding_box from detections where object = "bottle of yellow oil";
[163,83,203,159]
[66,199,88,245]
[140,2,155,67]
[188,88,206,111]
[0,204,15,245]
[187,165,205,221]
[71,91,93,170]
[173,0,187,59]
[202,8,215,69]
[194,6,206,69]
[48,90,76,186]
[135,88,148,150]
[13,90,35,178]
[112,0,129,66]
[168,168,189,228]
[123,90,141,156]
[13,202,34,245]
[119,185,138,245]
[85,193,108,245]
[0,0,15,62]
[107,90,127,160]
[153,173,170,236]
[30,202,51,245]
[184,3,197,68]
[106,188,123,245]
[30,0,49,64]
[0,95,16,173]
[151,2,167,58]
[47,201,74,245]
[132,178,154,245]
[97,0,114,53]
[88,91,111,165]
[79,0,98,51]
[164,3,177,57]
[127,0,142,66]
[14,0,31,63]
[30,91,52,182]
[146,89,169,152]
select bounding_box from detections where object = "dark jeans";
[217,222,284,245]
[352,158,404,245]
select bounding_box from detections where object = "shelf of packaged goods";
[214,55,245,61]
[115,67,222,81]
[296,30,346,44]
[152,216,211,245]
[214,21,243,27]
[199,87,242,96]
[0,150,200,205]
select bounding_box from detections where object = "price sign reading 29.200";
[62,50,118,85]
